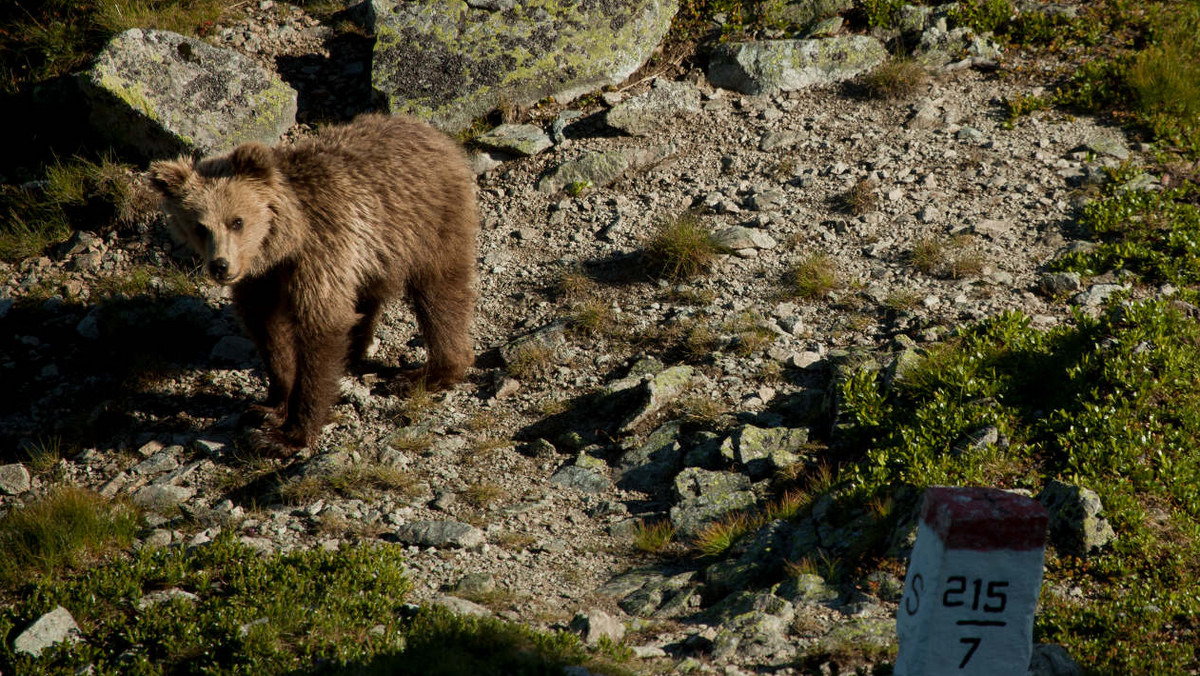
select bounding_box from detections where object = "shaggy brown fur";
[149,114,479,455]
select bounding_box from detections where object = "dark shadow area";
[0,78,110,183]
[0,292,247,459]
[274,17,381,124]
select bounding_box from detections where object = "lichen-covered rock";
[536,143,677,194]
[1037,480,1115,557]
[719,425,809,479]
[765,0,853,33]
[605,78,701,136]
[707,35,888,96]
[0,463,31,495]
[670,486,757,539]
[474,124,553,157]
[617,420,684,492]
[369,0,679,132]
[78,29,297,158]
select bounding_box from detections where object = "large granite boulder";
[708,35,888,95]
[78,28,297,158]
[368,0,678,132]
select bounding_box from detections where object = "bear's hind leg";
[348,295,383,364]
[406,271,474,390]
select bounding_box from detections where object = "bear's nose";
[209,258,231,281]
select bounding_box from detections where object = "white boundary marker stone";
[895,486,1049,675]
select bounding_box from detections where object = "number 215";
[941,577,1008,612]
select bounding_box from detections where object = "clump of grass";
[279,463,419,504]
[786,253,841,299]
[643,212,725,280]
[859,59,927,100]
[907,235,983,279]
[836,177,879,215]
[0,487,137,586]
[692,512,755,558]
[462,481,507,510]
[389,427,435,453]
[461,436,514,465]
[632,520,676,554]
[504,341,559,380]
[568,298,618,338]
[723,311,777,356]
[1125,4,1200,154]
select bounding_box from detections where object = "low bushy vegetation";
[0,530,623,675]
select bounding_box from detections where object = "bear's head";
[149,143,285,284]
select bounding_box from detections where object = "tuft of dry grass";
[786,253,841,299]
[859,58,928,100]
[837,177,879,215]
[632,520,676,554]
[643,212,726,280]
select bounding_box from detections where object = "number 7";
[959,637,981,669]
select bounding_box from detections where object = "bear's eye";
[229,217,244,232]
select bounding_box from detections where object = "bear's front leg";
[269,319,354,455]
[233,275,298,429]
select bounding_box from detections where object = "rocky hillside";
[2,0,1193,673]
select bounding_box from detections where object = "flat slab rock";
[369,0,678,132]
[78,28,297,157]
[708,35,888,95]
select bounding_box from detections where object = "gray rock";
[536,144,677,194]
[454,572,497,596]
[616,365,695,432]
[132,484,196,512]
[765,0,853,32]
[131,449,182,476]
[75,310,101,340]
[673,467,752,502]
[1028,642,1084,676]
[906,98,942,130]
[569,609,626,646]
[1072,283,1123,307]
[136,587,199,610]
[210,335,258,365]
[1081,136,1130,161]
[1040,271,1082,296]
[617,420,684,492]
[720,425,809,479]
[550,464,613,493]
[395,520,486,549]
[1037,480,1115,557]
[606,79,701,136]
[708,36,888,96]
[705,521,796,594]
[774,572,840,606]
[369,0,678,132]
[431,594,492,616]
[670,488,757,539]
[0,463,31,495]
[474,124,553,157]
[711,607,795,661]
[500,319,569,368]
[78,29,296,158]
[815,616,895,657]
[712,226,777,252]
[13,606,81,657]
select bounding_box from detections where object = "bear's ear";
[230,143,276,181]
[148,158,197,198]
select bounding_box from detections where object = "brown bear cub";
[149,114,479,456]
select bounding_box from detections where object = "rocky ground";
[0,2,1136,673]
